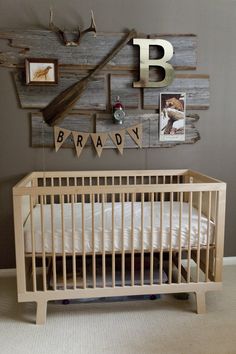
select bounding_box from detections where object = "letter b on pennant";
[133,38,174,88]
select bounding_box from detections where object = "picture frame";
[159,92,186,142]
[25,58,58,85]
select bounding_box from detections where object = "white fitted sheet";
[24,202,215,253]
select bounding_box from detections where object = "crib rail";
[13,170,226,321]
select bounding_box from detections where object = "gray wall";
[0,0,235,268]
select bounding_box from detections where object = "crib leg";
[36,300,47,325]
[195,291,206,314]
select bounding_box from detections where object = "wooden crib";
[13,170,226,324]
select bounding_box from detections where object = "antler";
[49,8,97,47]
[49,7,68,45]
[80,10,97,37]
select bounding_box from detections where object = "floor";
[0,265,236,354]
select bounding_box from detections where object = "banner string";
[41,120,46,180]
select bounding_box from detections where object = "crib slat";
[178,192,183,283]
[159,192,164,285]
[196,192,202,283]
[121,193,125,287]
[131,193,135,287]
[141,192,144,286]
[30,196,36,292]
[169,192,173,284]
[112,193,115,288]
[71,194,76,289]
[40,195,47,291]
[82,194,86,289]
[105,177,108,202]
[150,192,154,285]
[60,194,67,290]
[50,194,57,291]
[206,191,212,282]
[102,194,106,288]
[187,192,192,283]
[92,194,96,288]
[66,178,69,202]
[177,176,180,201]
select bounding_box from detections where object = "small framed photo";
[25,58,58,85]
[159,92,186,142]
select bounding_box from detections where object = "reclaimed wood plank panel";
[110,74,140,108]
[14,71,106,110]
[0,31,197,70]
[143,75,210,110]
[31,112,93,147]
[96,112,200,148]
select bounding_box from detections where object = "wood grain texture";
[110,74,140,108]
[96,112,200,148]
[41,30,137,126]
[0,31,197,70]
[143,75,210,110]
[31,112,94,147]
[14,71,106,110]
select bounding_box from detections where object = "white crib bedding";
[24,201,215,253]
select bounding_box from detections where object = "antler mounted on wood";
[42,29,137,126]
[49,8,97,46]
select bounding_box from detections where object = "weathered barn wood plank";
[143,75,210,110]
[14,71,106,110]
[110,74,140,108]
[96,112,200,148]
[110,74,209,111]
[31,112,94,147]
[0,31,197,70]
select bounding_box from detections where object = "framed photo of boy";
[25,58,58,85]
[159,92,186,142]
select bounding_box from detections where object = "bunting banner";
[54,126,71,152]
[72,131,90,158]
[54,123,142,157]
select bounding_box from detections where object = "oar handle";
[87,29,137,79]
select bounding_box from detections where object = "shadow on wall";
[0,174,27,268]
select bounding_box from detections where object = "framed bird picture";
[25,58,58,85]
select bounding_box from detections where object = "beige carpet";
[0,266,236,354]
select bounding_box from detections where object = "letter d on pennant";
[109,130,126,155]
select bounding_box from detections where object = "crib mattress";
[24,201,215,253]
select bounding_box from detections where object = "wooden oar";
[42,29,137,126]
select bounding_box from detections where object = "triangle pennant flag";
[54,126,71,152]
[91,133,108,157]
[127,124,142,148]
[72,131,89,158]
[109,129,126,155]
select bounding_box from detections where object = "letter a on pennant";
[109,130,126,155]
[127,124,142,148]
[54,126,71,152]
[91,133,108,157]
[72,131,90,158]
